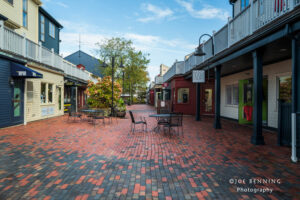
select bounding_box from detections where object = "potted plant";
[116,98,126,118]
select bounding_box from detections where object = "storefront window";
[41,83,46,103]
[226,84,239,105]
[48,84,53,103]
[279,76,292,103]
[27,81,33,102]
[177,88,189,103]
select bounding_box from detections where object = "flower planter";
[116,111,126,118]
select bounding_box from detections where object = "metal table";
[149,114,173,133]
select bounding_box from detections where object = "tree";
[85,77,122,108]
[95,37,150,104]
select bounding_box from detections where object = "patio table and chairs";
[148,112,183,136]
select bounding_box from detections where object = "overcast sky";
[43,0,231,81]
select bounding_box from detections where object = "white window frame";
[226,84,239,106]
[40,15,45,42]
[23,0,28,28]
[27,81,34,102]
[49,22,55,38]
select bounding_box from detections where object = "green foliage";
[117,98,126,112]
[95,37,150,104]
[85,76,122,108]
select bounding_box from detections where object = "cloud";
[42,0,69,8]
[56,2,69,8]
[138,3,174,23]
[59,20,195,80]
[176,0,230,21]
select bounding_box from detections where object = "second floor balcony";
[164,0,300,82]
[0,21,91,82]
[163,61,184,82]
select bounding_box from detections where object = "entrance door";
[11,79,24,125]
[238,78,268,125]
[202,86,214,115]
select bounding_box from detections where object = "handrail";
[163,0,296,81]
[0,26,92,82]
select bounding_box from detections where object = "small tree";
[85,76,122,108]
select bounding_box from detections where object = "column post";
[196,83,201,121]
[251,50,265,145]
[214,65,221,129]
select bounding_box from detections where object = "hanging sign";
[192,70,205,83]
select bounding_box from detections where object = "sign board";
[162,83,168,88]
[41,106,55,116]
[192,70,205,83]
[161,101,165,107]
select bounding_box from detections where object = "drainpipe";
[291,36,298,163]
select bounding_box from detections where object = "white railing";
[229,5,251,46]
[163,0,299,82]
[0,25,90,82]
[155,76,164,85]
[163,61,185,82]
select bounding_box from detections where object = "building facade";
[39,7,63,54]
[0,0,92,128]
[159,0,300,162]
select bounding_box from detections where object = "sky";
[42,0,232,82]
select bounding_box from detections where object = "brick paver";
[0,104,299,200]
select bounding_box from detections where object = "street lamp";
[101,56,124,116]
[194,33,214,57]
[193,33,215,122]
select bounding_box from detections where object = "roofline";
[39,7,63,28]
[0,13,8,21]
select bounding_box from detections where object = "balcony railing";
[0,22,91,82]
[163,61,185,82]
[167,0,300,82]
[155,76,164,85]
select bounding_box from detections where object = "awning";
[11,62,43,78]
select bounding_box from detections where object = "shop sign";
[41,106,55,116]
[192,70,205,83]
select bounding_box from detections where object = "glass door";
[12,79,24,124]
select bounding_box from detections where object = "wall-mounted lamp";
[9,78,14,86]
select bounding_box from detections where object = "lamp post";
[101,56,124,115]
[194,34,215,122]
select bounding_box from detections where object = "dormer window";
[241,0,249,11]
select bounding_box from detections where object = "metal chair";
[90,110,105,127]
[164,112,183,136]
[129,111,147,133]
[68,109,82,122]
[157,109,170,132]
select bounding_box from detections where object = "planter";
[116,111,126,118]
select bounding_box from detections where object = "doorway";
[11,79,24,125]
[201,85,214,115]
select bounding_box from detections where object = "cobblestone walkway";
[0,104,299,200]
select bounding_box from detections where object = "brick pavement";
[0,104,299,200]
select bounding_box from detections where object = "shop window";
[177,88,189,103]
[27,81,33,102]
[48,84,53,103]
[41,83,46,103]
[226,84,239,105]
[279,76,292,103]
[164,89,171,101]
